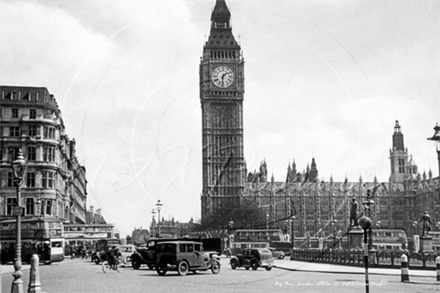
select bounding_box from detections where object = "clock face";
[211,66,234,88]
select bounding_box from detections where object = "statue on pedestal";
[349,197,358,227]
[419,211,432,236]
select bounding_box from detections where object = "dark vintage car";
[130,237,222,270]
[230,248,274,271]
[155,241,221,276]
[91,238,122,265]
[268,247,285,259]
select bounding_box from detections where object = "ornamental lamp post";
[151,209,156,238]
[229,219,234,252]
[376,221,381,229]
[156,200,163,238]
[412,221,418,235]
[266,212,269,230]
[427,123,440,177]
[359,216,372,293]
[11,149,28,293]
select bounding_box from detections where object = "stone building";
[199,1,440,236]
[0,85,87,224]
[199,0,246,224]
[242,121,439,239]
[149,216,197,239]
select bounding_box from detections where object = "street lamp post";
[156,200,163,238]
[151,209,156,238]
[427,123,440,177]
[266,212,269,230]
[412,221,418,235]
[229,219,234,254]
[11,149,28,293]
[359,216,372,293]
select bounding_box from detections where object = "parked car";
[230,248,274,271]
[155,241,221,276]
[268,247,285,259]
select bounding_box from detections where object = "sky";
[1,0,439,237]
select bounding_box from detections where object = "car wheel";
[131,259,140,270]
[211,260,221,274]
[266,266,272,271]
[94,258,100,265]
[251,261,258,271]
[230,259,238,270]
[177,261,189,276]
[156,268,167,276]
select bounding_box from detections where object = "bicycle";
[102,257,125,273]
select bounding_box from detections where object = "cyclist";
[108,246,121,270]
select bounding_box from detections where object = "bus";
[0,217,65,264]
[371,228,408,251]
[231,229,285,255]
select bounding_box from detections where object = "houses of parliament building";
[199,0,439,238]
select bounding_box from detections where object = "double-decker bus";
[371,228,408,251]
[231,229,285,255]
[0,217,65,264]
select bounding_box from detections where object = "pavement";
[1,263,31,275]
[273,258,436,278]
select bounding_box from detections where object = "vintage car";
[130,239,161,270]
[268,247,285,259]
[230,248,274,271]
[155,241,221,276]
[93,244,134,265]
[130,237,222,270]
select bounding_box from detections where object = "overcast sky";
[1,0,439,237]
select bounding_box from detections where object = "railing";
[290,248,440,270]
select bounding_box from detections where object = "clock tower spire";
[200,0,245,226]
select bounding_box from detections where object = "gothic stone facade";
[199,1,440,236]
[243,121,439,239]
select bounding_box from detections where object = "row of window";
[1,125,56,138]
[2,90,54,104]
[7,171,55,188]
[5,198,53,216]
[9,108,37,119]
[2,146,56,162]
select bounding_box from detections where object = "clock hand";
[221,73,227,85]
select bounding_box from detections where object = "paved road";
[1,257,439,293]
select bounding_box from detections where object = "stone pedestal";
[420,235,433,253]
[347,226,364,250]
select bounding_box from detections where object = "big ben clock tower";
[200,0,245,225]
